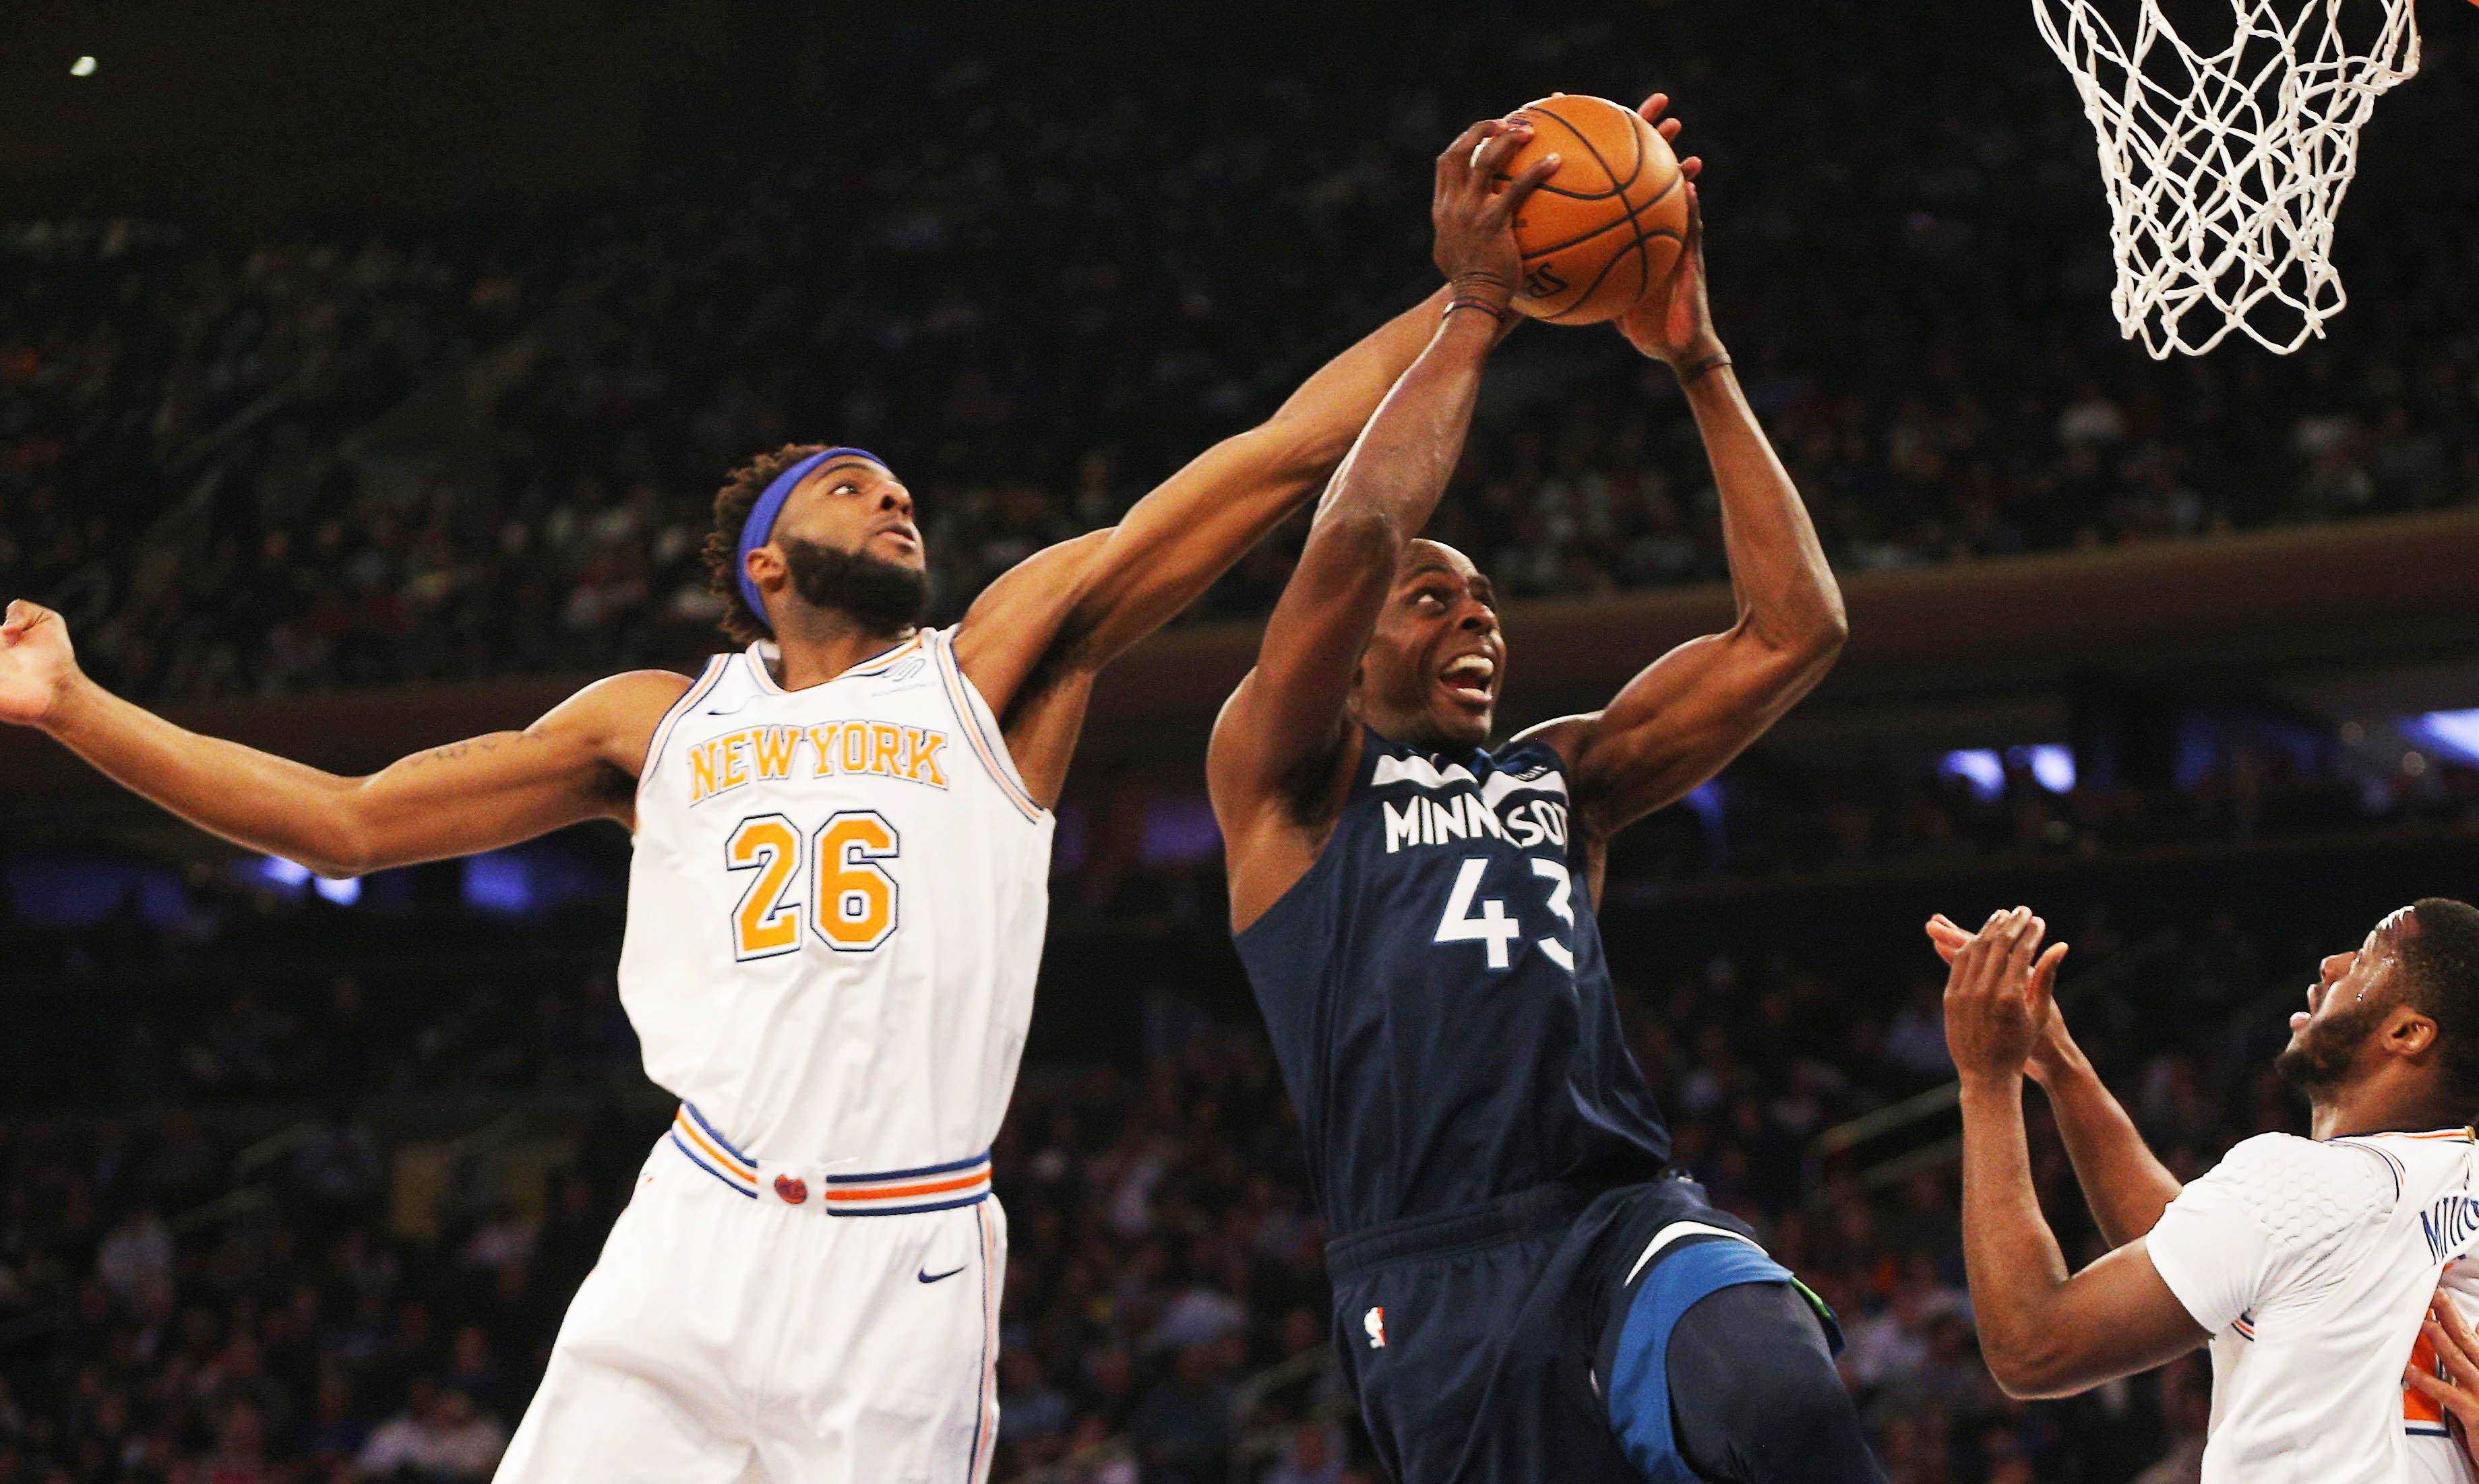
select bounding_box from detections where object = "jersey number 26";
[725,811,901,958]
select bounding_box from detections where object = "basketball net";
[2033,0,2420,357]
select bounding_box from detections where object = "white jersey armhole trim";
[929,628,1047,824]
[744,642,785,694]
[634,655,730,800]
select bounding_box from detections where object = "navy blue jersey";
[1235,727,1672,1237]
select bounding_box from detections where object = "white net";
[2033,0,2420,357]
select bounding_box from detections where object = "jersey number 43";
[725,811,901,958]
[1434,856,1577,971]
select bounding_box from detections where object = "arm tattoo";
[403,734,527,770]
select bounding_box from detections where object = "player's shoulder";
[954,531,1108,649]
[2333,1127,2479,1189]
[1484,733,1569,784]
[539,665,712,776]
[1504,714,1585,775]
[2199,1132,2400,1236]
[2217,1130,2400,1185]
[2336,1127,2478,1153]
[543,666,705,727]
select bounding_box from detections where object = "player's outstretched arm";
[1206,121,1554,920]
[954,118,1555,811]
[944,286,1463,813]
[1947,908,2210,1400]
[1,600,684,875]
[1928,913,2182,1247]
[952,238,1483,725]
[1519,111,1845,851]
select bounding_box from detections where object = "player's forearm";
[1958,1073,2081,1396]
[2038,1053,2183,1247]
[46,678,609,874]
[1318,306,1497,538]
[1109,288,1459,557]
[1219,309,1496,752]
[1060,292,1459,667]
[1682,366,1846,664]
[44,675,372,875]
[1260,286,1458,470]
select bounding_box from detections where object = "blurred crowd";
[5,5,2478,702]
[1613,737,2479,889]
[0,821,2447,1483]
[5,0,2479,1478]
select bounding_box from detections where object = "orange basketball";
[1494,94,1689,325]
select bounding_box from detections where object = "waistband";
[1324,1182,1591,1280]
[666,1104,992,1216]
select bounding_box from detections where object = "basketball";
[1494,94,1690,324]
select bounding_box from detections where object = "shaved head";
[2395,898,2479,1109]
[2277,899,2479,1114]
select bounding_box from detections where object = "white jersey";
[2150,1129,2479,1484]
[618,630,1053,1191]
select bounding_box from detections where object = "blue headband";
[735,447,886,627]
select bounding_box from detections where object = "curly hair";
[703,442,828,644]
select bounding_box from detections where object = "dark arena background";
[6,0,2479,1480]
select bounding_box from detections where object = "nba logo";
[774,1175,809,1206]
[1364,1306,1386,1350]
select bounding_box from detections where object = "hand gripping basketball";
[1490,92,1699,325]
[1432,118,1561,311]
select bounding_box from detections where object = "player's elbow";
[1787,616,1847,681]
[299,792,387,879]
[1785,592,1849,666]
[292,839,374,883]
[1982,1332,2095,1401]
[1730,610,1847,700]
[1313,505,1408,560]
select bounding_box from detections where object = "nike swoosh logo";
[918,1265,967,1284]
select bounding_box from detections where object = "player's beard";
[2274,990,2389,1094]
[779,536,929,636]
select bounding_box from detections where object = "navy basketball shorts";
[1324,1175,1883,1484]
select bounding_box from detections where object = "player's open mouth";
[1438,654,1495,705]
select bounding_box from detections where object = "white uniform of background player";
[2146,1127,2479,1483]
[495,630,1051,1484]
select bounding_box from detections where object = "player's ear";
[2385,1006,2441,1061]
[746,545,785,594]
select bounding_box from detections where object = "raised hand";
[1942,906,2072,1084]
[1928,911,2078,1083]
[1432,117,1560,309]
[0,600,79,729]
[1615,94,1718,370]
[2406,1293,2479,1462]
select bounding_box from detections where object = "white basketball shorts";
[494,1137,1005,1484]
